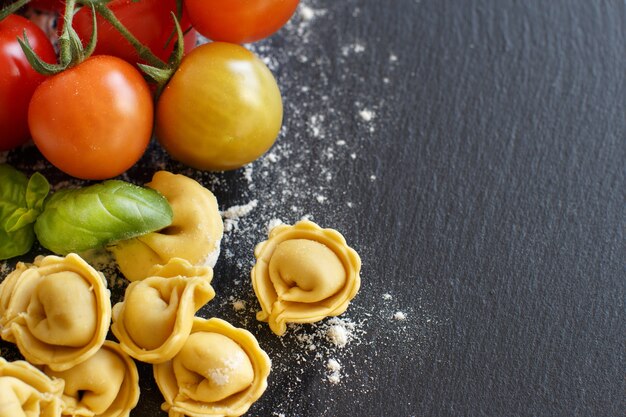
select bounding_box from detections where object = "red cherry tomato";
[29,0,65,11]
[183,0,299,44]
[28,55,153,180]
[71,0,197,66]
[0,14,56,151]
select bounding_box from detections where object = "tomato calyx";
[19,0,97,75]
[18,0,184,87]
[137,10,184,95]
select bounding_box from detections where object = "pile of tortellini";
[0,171,361,417]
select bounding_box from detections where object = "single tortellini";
[154,318,271,417]
[0,357,65,417]
[251,220,361,336]
[111,258,215,363]
[43,341,139,417]
[0,254,111,371]
[110,171,223,282]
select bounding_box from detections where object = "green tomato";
[155,42,283,171]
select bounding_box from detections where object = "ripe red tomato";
[29,0,65,11]
[183,0,300,44]
[0,14,56,151]
[71,0,197,66]
[156,42,283,171]
[28,55,153,180]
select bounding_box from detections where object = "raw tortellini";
[0,254,111,371]
[111,258,215,363]
[154,318,271,417]
[110,171,223,282]
[0,357,65,417]
[251,220,361,335]
[43,341,139,417]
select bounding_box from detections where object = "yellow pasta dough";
[0,254,111,371]
[111,258,215,363]
[154,318,271,417]
[0,357,65,417]
[110,171,223,282]
[44,341,140,417]
[251,220,361,335]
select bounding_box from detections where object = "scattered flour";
[221,200,259,220]
[326,322,349,348]
[326,359,342,384]
[232,300,246,312]
[393,311,407,321]
[221,200,258,232]
[267,218,284,233]
[359,109,375,122]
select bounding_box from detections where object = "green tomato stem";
[0,0,30,21]
[79,0,166,68]
[58,0,76,67]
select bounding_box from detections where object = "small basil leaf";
[5,207,41,232]
[34,180,174,255]
[0,164,48,260]
[26,172,50,212]
[0,164,29,229]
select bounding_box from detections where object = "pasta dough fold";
[110,171,223,282]
[111,258,215,363]
[44,341,139,417]
[0,357,65,417]
[251,220,361,335]
[154,318,270,417]
[0,254,111,371]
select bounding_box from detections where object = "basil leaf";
[0,226,35,260]
[34,180,174,255]
[0,165,49,260]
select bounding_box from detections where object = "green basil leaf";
[0,164,29,228]
[0,165,48,260]
[5,207,39,232]
[0,226,35,260]
[26,172,50,212]
[34,180,174,255]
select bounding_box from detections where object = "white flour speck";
[393,311,407,321]
[359,109,375,122]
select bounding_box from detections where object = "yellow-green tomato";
[156,42,283,171]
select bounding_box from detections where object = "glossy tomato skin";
[28,55,153,180]
[71,0,197,66]
[0,15,56,151]
[184,0,299,44]
[156,42,283,171]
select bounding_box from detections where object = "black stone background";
[1,0,624,416]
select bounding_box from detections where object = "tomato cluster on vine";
[0,0,299,179]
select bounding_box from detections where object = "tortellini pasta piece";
[0,357,65,417]
[110,171,223,282]
[154,318,271,417]
[251,220,361,335]
[0,254,111,371]
[111,258,215,363]
[43,341,139,417]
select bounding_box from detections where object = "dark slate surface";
[1,0,625,416]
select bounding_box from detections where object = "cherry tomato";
[71,0,197,66]
[28,55,153,180]
[0,14,56,151]
[183,0,299,44]
[156,42,283,171]
[29,0,65,11]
